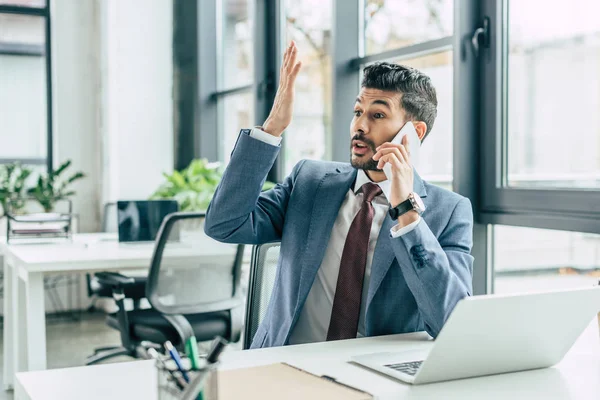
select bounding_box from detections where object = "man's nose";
[353,115,368,134]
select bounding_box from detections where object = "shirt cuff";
[390,216,422,238]
[249,127,282,147]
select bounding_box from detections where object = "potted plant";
[28,160,86,213]
[0,162,33,216]
[151,159,275,231]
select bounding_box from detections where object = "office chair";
[86,212,245,364]
[86,202,147,312]
[243,242,280,350]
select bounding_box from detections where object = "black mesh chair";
[243,242,280,350]
[86,202,147,312]
[86,212,245,364]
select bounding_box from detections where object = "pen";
[164,341,190,383]
[148,348,187,390]
[185,336,201,370]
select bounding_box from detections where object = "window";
[357,0,454,190]
[493,225,600,294]
[218,0,253,90]
[0,2,51,168]
[398,50,453,190]
[480,0,600,229]
[220,92,254,163]
[506,0,600,189]
[216,0,254,162]
[283,0,332,174]
[364,0,453,55]
[0,0,44,6]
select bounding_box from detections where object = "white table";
[14,321,600,400]
[2,233,241,390]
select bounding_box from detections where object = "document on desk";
[218,363,373,400]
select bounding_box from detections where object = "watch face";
[410,193,426,213]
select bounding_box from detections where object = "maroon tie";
[327,182,383,341]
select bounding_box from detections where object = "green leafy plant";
[151,158,276,211]
[28,160,86,213]
[0,163,33,216]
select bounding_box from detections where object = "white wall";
[101,0,174,203]
[52,0,102,233]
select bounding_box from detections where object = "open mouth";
[352,140,370,155]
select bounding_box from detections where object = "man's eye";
[354,110,362,117]
[374,113,385,119]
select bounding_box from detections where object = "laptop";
[117,200,178,243]
[352,286,600,384]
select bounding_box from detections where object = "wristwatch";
[388,192,426,219]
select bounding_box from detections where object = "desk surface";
[1,232,240,273]
[15,322,600,400]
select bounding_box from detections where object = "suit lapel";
[296,166,358,310]
[367,169,429,309]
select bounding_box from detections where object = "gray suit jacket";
[205,131,474,348]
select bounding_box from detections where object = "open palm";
[263,41,303,137]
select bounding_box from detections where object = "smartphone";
[383,121,421,180]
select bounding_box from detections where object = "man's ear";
[413,121,427,141]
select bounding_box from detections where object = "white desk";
[14,322,600,400]
[2,233,240,390]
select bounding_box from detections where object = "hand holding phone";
[382,121,421,180]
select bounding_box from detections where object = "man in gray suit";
[205,42,473,349]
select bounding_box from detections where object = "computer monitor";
[116,200,178,243]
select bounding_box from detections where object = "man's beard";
[350,133,382,171]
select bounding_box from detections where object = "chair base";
[86,346,134,365]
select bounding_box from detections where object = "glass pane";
[493,225,600,294]
[0,53,47,159]
[220,91,254,163]
[506,0,600,189]
[364,0,453,55]
[0,0,45,7]
[391,51,453,190]
[0,14,44,45]
[219,0,253,90]
[284,0,332,174]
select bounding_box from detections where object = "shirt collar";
[353,169,392,202]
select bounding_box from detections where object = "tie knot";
[361,182,382,203]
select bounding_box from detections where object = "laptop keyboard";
[384,360,424,376]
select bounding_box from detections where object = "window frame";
[479,0,600,233]
[0,1,53,171]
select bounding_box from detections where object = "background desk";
[2,233,241,389]
[14,321,600,400]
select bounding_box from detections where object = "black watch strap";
[388,199,414,219]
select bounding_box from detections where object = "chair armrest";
[95,271,135,288]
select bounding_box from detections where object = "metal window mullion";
[254,0,282,182]
[211,84,253,100]
[331,0,360,163]
[0,5,48,16]
[0,42,44,56]
[350,36,453,69]
[197,0,219,161]
[45,0,53,172]
[455,0,488,295]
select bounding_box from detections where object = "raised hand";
[262,41,302,137]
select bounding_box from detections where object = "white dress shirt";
[248,128,421,344]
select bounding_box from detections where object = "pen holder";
[156,356,218,400]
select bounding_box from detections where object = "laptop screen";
[117,200,179,242]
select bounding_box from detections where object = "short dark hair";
[361,62,438,140]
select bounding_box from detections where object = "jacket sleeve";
[390,197,474,338]
[204,131,304,244]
